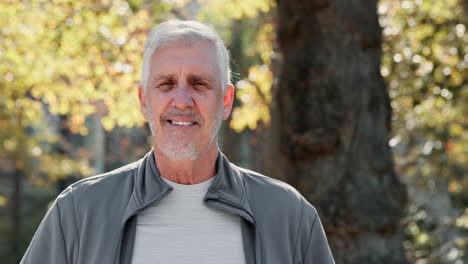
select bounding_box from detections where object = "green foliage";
[228,20,275,132]
[197,0,274,21]
[0,0,169,182]
[0,1,172,262]
[231,65,272,132]
[379,0,467,262]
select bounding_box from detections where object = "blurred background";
[0,0,466,263]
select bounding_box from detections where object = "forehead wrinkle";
[152,43,219,69]
[151,74,176,85]
[153,71,216,83]
[187,73,215,83]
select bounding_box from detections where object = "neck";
[153,141,219,185]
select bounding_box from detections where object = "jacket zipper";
[127,187,173,220]
[206,194,261,264]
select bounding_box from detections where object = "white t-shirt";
[131,175,246,264]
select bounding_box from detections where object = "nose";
[171,81,195,109]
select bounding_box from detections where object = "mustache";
[161,109,203,124]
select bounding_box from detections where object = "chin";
[156,141,204,161]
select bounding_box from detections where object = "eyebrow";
[151,73,215,84]
[151,74,176,84]
[187,73,214,83]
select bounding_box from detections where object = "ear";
[138,83,150,120]
[222,84,235,120]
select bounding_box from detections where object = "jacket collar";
[123,148,254,223]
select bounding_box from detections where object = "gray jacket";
[21,150,334,264]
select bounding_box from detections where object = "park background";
[0,0,466,263]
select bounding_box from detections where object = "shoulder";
[233,164,318,220]
[237,165,301,198]
[56,159,140,204]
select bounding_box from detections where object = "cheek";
[148,92,170,112]
[195,95,222,113]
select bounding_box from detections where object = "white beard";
[147,98,223,161]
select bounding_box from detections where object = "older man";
[21,20,334,264]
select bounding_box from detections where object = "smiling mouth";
[167,120,197,126]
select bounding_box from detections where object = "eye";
[192,81,209,90]
[157,81,174,91]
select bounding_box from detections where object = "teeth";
[172,121,194,126]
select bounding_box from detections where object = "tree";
[380,0,467,262]
[0,0,171,262]
[271,0,408,262]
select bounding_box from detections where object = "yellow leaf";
[101,116,115,131]
[0,195,7,207]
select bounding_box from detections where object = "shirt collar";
[125,148,254,223]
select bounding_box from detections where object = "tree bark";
[11,106,24,264]
[273,0,408,262]
[11,165,22,263]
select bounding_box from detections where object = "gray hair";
[141,20,231,94]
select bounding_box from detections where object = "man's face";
[139,41,234,160]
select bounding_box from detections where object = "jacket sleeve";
[298,200,335,264]
[20,188,77,264]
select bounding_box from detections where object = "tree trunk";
[11,107,24,264]
[273,0,408,262]
[11,165,22,263]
